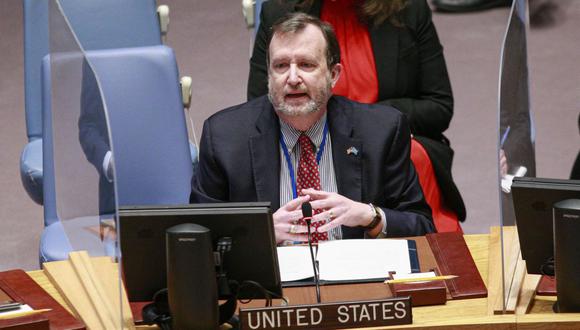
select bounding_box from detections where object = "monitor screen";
[512,177,580,274]
[119,202,282,301]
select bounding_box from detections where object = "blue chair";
[21,0,162,205]
[41,45,193,262]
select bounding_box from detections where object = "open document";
[277,239,416,284]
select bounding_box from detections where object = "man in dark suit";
[78,60,115,215]
[248,0,466,224]
[191,13,434,243]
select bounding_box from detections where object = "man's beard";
[268,78,332,117]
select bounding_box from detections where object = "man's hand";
[273,195,311,244]
[499,149,508,177]
[303,189,375,233]
[103,150,114,182]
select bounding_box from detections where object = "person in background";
[432,0,562,30]
[431,0,510,12]
[248,0,465,232]
[570,113,580,180]
[192,13,434,244]
[78,60,114,215]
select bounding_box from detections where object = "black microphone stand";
[305,218,321,303]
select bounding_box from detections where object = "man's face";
[267,24,340,117]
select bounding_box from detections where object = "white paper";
[277,240,412,282]
[316,239,411,281]
[277,246,315,282]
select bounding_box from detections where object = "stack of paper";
[277,239,412,283]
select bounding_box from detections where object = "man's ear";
[330,63,342,88]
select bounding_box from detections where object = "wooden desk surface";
[28,234,580,330]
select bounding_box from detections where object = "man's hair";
[267,12,341,70]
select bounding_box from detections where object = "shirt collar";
[279,113,327,152]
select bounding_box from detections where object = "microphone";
[301,202,313,220]
[301,202,321,303]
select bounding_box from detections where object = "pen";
[500,126,511,147]
[0,308,52,320]
[384,275,458,284]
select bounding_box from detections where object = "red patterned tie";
[296,134,328,242]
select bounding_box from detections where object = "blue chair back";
[59,0,161,50]
[24,0,161,142]
[22,0,162,205]
[88,46,192,206]
[23,0,49,141]
[40,46,192,262]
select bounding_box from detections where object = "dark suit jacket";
[78,60,114,214]
[247,0,466,221]
[190,96,434,238]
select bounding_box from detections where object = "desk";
[28,234,580,329]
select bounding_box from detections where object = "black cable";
[540,256,555,276]
[235,280,288,307]
[237,280,272,306]
[265,289,289,306]
[142,288,172,329]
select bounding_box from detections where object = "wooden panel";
[463,234,490,287]
[43,253,134,330]
[27,233,580,330]
[28,270,71,314]
[0,269,84,330]
[505,258,526,313]
[30,270,154,330]
[502,228,523,314]
[515,273,541,315]
[517,313,580,330]
[487,226,504,315]
[43,259,105,328]
[68,253,117,328]
[91,258,134,329]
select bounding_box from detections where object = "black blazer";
[191,96,435,237]
[78,60,114,214]
[247,0,466,221]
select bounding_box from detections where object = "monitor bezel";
[118,202,282,301]
[512,177,580,274]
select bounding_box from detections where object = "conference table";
[28,233,580,329]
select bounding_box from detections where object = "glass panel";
[498,0,534,313]
[49,0,124,327]
[49,0,117,256]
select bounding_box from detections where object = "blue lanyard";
[279,122,329,199]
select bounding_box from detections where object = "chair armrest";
[242,0,255,29]
[157,5,170,43]
[180,76,192,110]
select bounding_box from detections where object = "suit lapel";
[327,98,362,203]
[249,103,281,210]
[370,22,399,101]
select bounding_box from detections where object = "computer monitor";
[512,177,580,274]
[119,202,282,301]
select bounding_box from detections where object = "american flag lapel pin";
[346,146,358,156]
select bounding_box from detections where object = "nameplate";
[239,296,412,330]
